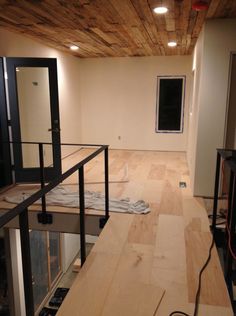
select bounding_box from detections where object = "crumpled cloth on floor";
[4,186,150,214]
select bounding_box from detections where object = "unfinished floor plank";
[100,241,164,315]
[127,206,158,245]
[159,181,183,215]
[101,282,164,316]
[92,213,133,254]
[154,214,186,271]
[2,149,233,316]
[148,164,166,180]
[185,230,231,307]
[183,196,210,232]
[59,150,233,315]
[57,253,121,316]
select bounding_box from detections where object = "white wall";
[0,29,192,155]
[79,56,192,151]
[0,28,82,146]
[192,19,236,196]
[9,229,26,316]
[61,233,80,272]
[187,29,204,193]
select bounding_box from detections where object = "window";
[156,76,185,133]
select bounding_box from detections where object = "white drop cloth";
[4,186,150,214]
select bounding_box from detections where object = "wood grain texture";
[1,149,233,315]
[56,149,234,315]
[0,0,235,57]
[101,282,164,316]
[159,180,183,215]
[185,229,230,307]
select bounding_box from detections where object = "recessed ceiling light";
[153,6,168,14]
[70,45,79,51]
[168,41,177,47]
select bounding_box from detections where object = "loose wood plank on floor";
[185,229,231,307]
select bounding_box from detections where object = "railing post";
[225,173,236,300]
[212,151,221,237]
[38,143,46,212]
[79,166,86,266]
[104,147,109,221]
[19,208,34,316]
[38,143,53,224]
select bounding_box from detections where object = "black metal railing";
[0,141,110,316]
[212,148,236,307]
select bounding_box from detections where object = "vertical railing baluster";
[104,147,109,221]
[79,166,86,266]
[38,143,46,212]
[225,173,236,300]
[212,151,221,237]
[19,208,34,316]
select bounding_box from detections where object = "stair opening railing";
[0,142,109,316]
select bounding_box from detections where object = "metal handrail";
[0,141,110,316]
[0,144,109,227]
[2,140,107,146]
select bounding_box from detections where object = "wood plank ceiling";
[0,0,235,58]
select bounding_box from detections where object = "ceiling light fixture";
[168,41,177,47]
[153,6,168,14]
[70,45,79,51]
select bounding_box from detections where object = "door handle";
[48,127,61,132]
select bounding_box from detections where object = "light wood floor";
[1,149,233,315]
[57,149,233,316]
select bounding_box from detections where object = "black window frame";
[155,76,185,133]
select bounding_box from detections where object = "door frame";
[6,57,61,182]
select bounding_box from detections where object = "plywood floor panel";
[54,150,234,315]
[2,149,233,315]
[185,230,231,307]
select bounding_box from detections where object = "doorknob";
[48,128,60,132]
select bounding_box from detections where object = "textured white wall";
[187,29,204,193]
[79,56,192,151]
[193,19,236,196]
[0,29,193,152]
[61,233,81,272]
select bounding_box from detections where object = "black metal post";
[225,171,233,276]
[19,208,34,316]
[212,151,221,237]
[104,147,109,221]
[225,174,236,300]
[79,166,86,266]
[227,170,234,232]
[38,143,46,212]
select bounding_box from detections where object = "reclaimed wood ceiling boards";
[0,0,235,58]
